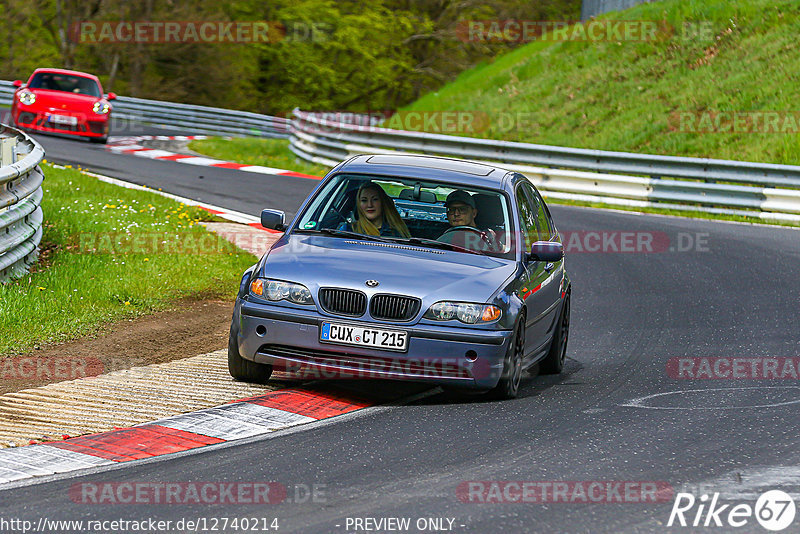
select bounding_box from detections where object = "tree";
[1,0,580,112]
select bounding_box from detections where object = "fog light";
[256,325,267,337]
[465,350,478,362]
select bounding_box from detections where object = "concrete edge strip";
[0,385,377,485]
[104,136,321,181]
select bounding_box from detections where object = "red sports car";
[11,68,116,143]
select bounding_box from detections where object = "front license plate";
[49,114,78,126]
[320,322,408,352]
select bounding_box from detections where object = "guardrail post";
[0,136,15,166]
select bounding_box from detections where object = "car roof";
[30,68,100,82]
[335,154,513,190]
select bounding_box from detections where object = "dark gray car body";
[230,154,571,391]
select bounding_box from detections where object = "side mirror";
[529,241,563,262]
[106,92,117,100]
[261,209,286,231]
[12,80,22,88]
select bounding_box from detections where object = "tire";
[488,318,525,400]
[90,136,108,144]
[540,292,570,375]
[228,314,273,384]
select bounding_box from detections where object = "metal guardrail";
[581,0,659,20]
[0,80,290,139]
[0,124,45,282]
[2,76,798,223]
[290,109,800,222]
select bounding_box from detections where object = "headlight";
[17,91,36,105]
[424,301,502,324]
[250,278,313,305]
[92,100,110,114]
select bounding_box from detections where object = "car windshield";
[28,72,101,97]
[294,173,515,259]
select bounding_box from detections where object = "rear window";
[28,72,101,97]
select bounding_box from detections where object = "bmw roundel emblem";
[365,280,380,288]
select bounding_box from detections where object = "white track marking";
[152,402,315,440]
[621,386,800,410]
[0,446,112,484]
[128,149,175,159]
[240,165,293,174]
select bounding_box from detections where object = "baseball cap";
[445,190,475,208]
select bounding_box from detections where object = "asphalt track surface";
[2,122,800,533]
[30,120,317,219]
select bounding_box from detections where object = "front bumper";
[237,300,513,390]
[12,108,109,138]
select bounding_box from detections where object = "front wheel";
[488,319,525,400]
[228,315,273,384]
[540,292,570,375]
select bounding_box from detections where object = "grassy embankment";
[188,0,800,226]
[0,164,255,355]
[396,0,800,224]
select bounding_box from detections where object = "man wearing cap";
[438,189,496,250]
[444,189,478,228]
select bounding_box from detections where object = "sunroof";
[366,155,495,176]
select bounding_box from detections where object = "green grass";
[383,0,800,226]
[188,1,800,227]
[0,164,256,356]
[399,0,800,165]
[188,137,330,177]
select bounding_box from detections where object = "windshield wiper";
[295,228,392,243]
[385,236,484,255]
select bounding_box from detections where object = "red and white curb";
[105,135,321,180]
[0,386,375,485]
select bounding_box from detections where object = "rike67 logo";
[668,490,796,531]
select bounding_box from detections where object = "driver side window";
[515,184,539,251]
[521,182,552,241]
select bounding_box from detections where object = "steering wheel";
[328,207,348,223]
[439,225,493,248]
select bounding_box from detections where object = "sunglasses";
[446,205,472,215]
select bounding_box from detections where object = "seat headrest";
[473,193,504,228]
